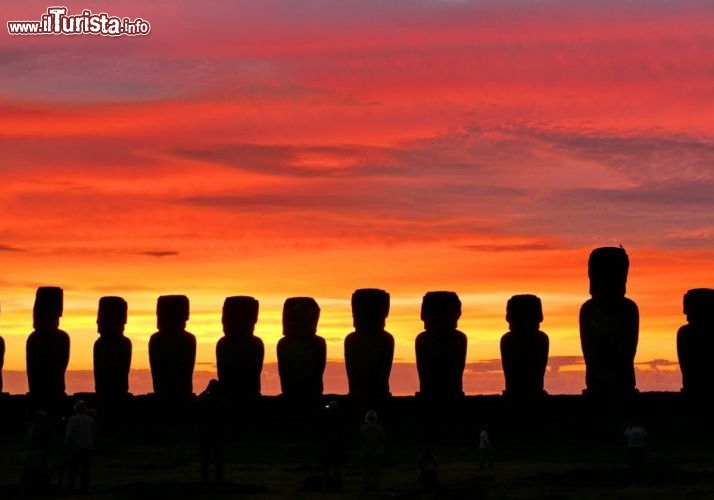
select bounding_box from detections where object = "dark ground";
[2,392,714,499]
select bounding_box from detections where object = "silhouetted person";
[319,400,347,489]
[677,288,714,395]
[198,379,226,483]
[415,291,467,399]
[359,409,387,496]
[0,303,4,393]
[579,247,639,396]
[500,294,549,399]
[20,410,54,497]
[65,400,96,495]
[93,296,132,398]
[277,297,326,399]
[148,295,196,397]
[417,447,441,495]
[216,296,264,400]
[26,287,70,405]
[624,419,648,474]
[344,288,394,404]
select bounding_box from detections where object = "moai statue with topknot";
[344,288,395,403]
[216,296,265,400]
[677,288,714,396]
[93,296,132,398]
[579,247,639,397]
[415,291,468,399]
[26,287,70,403]
[149,295,196,397]
[500,294,549,399]
[277,297,326,399]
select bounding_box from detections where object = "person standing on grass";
[479,424,493,470]
[64,400,97,494]
[624,419,648,473]
[359,410,387,496]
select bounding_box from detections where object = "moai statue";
[579,247,639,397]
[415,291,468,399]
[148,295,196,397]
[26,287,70,403]
[677,288,714,395]
[93,296,132,398]
[277,297,326,399]
[500,294,549,399]
[344,288,395,403]
[216,296,265,400]
[0,303,5,394]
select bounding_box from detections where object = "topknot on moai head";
[351,288,390,331]
[156,295,190,331]
[34,286,64,318]
[588,246,630,298]
[282,297,320,339]
[97,296,128,336]
[683,288,714,324]
[506,294,543,330]
[421,291,462,331]
[222,296,259,334]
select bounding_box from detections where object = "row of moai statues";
[3,247,713,405]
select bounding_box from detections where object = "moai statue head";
[351,288,390,332]
[282,297,320,339]
[588,246,629,299]
[683,288,714,327]
[33,286,63,331]
[421,291,462,331]
[97,296,128,338]
[506,294,543,332]
[222,296,259,337]
[156,295,189,333]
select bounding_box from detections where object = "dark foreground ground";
[2,392,714,499]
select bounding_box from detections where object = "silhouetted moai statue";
[277,297,326,399]
[579,247,639,397]
[344,289,395,404]
[500,294,549,399]
[677,288,714,395]
[415,291,468,399]
[93,296,132,398]
[216,296,264,400]
[148,295,196,397]
[26,287,70,404]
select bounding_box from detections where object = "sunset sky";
[1,0,713,395]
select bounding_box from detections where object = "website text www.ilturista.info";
[7,6,150,36]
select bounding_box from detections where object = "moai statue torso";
[148,295,196,397]
[344,288,394,402]
[277,297,326,398]
[0,303,4,393]
[500,294,549,399]
[677,288,714,395]
[26,287,70,402]
[579,247,639,396]
[93,296,132,398]
[415,291,468,399]
[216,296,265,399]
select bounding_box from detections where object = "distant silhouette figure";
[0,303,4,393]
[198,379,226,483]
[26,287,70,404]
[579,247,639,396]
[415,291,467,399]
[277,297,326,398]
[148,295,196,397]
[359,409,387,496]
[677,288,714,395]
[64,400,97,495]
[417,447,441,495]
[500,294,549,399]
[20,410,54,497]
[344,288,394,403]
[318,400,347,489]
[93,296,132,398]
[216,296,264,400]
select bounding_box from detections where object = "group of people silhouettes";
[1,246,713,407]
